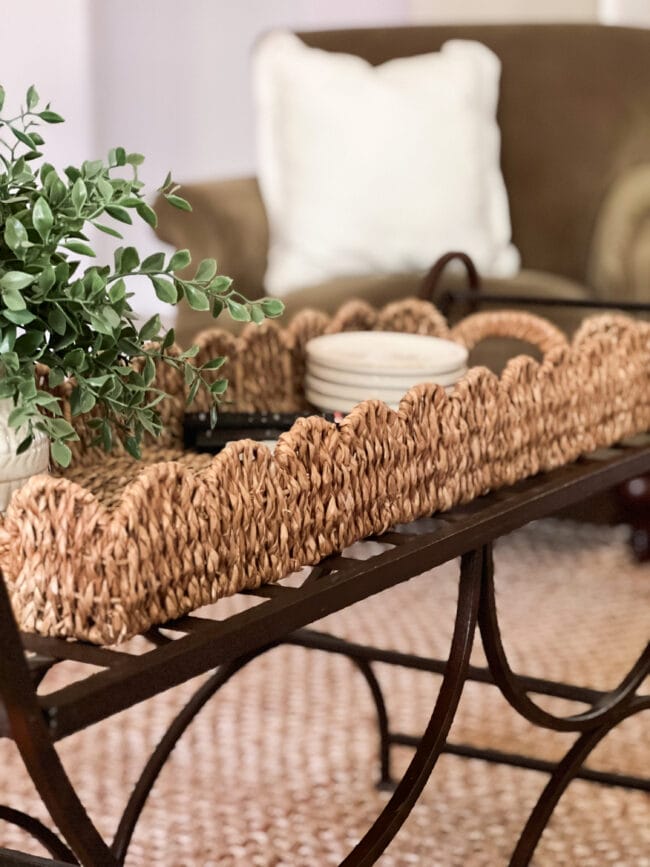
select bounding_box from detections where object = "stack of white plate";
[305,331,469,413]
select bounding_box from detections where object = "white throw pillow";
[253,31,520,296]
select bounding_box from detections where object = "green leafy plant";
[0,85,283,466]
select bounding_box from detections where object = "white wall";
[0,0,93,169]
[600,0,650,25]
[90,0,409,187]
[409,0,598,23]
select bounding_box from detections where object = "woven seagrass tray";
[1,298,648,645]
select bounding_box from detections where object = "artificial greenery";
[0,85,283,467]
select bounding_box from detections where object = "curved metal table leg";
[479,544,649,732]
[0,806,76,863]
[509,698,650,867]
[338,547,482,866]
[350,658,394,790]
[0,577,115,867]
[111,646,276,864]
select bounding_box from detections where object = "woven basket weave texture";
[1,299,648,644]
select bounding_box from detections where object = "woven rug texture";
[1,519,648,866]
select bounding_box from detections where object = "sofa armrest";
[155,176,269,297]
[588,164,650,302]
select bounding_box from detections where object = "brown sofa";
[156,24,650,349]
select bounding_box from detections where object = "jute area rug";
[1,520,648,866]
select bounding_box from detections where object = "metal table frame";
[1,441,649,866]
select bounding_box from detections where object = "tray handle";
[450,311,569,357]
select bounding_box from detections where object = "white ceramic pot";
[0,398,50,511]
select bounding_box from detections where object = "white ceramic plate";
[306,331,468,376]
[305,387,400,414]
[305,385,456,414]
[305,373,458,403]
[306,360,466,389]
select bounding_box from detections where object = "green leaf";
[4,308,36,325]
[48,417,77,439]
[16,435,34,455]
[1,271,34,293]
[63,347,86,370]
[32,196,54,241]
[201,356,226,370]
[105,205,133,224]
[97,177,114,201]
[0,350,19,371]
[141,252,165,272]
[136,202,157,228]
[50,441,72,468]
[39,110,64,123]
[226,299,250,322]
[108,278,126,303]
[179,345,199,359]
[168,249,191,272]
[126,152,145,166]
[195,258,217,282]
[10,127,35,148]
[1,286,26,311]
[26,85,39,110]
[152,276,177,304]
[44,170,67,206]
[187,377,201,405]
[63,240,96,257]
[8,406,31,430]
[38,265,56,294]
[208,275,233,293]
[211,298,224,318]
[15,331,44,356]
[210,378,228,395]
[71,177,87,213]
[0,85,5,112]
[70,386,96,415]
[260,298,285,318]
[143,356,156,385]
[101,420,113,451]
[83,159,104,178]
[0,327,16,353]
[162,328,175,350]
[184,284,209,311]
[120,246,140,272]
[48,305,67,335]
[89,312,114,336]
[165,194,192,212]
[124,436,141,460]
[48,368,65,388]
[92,221,123,239]
[4,216,29,253]
[250,305,265,324]
[139,314,161,341]
[99,305,120,328]
[17,381,36,402]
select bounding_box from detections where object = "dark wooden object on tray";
[1,440,648,866]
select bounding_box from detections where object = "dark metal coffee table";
[1,439,649,866]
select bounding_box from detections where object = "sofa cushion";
[253,31,519,296]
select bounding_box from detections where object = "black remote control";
[183,410,339,453]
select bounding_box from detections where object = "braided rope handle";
[450,310,569,356]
